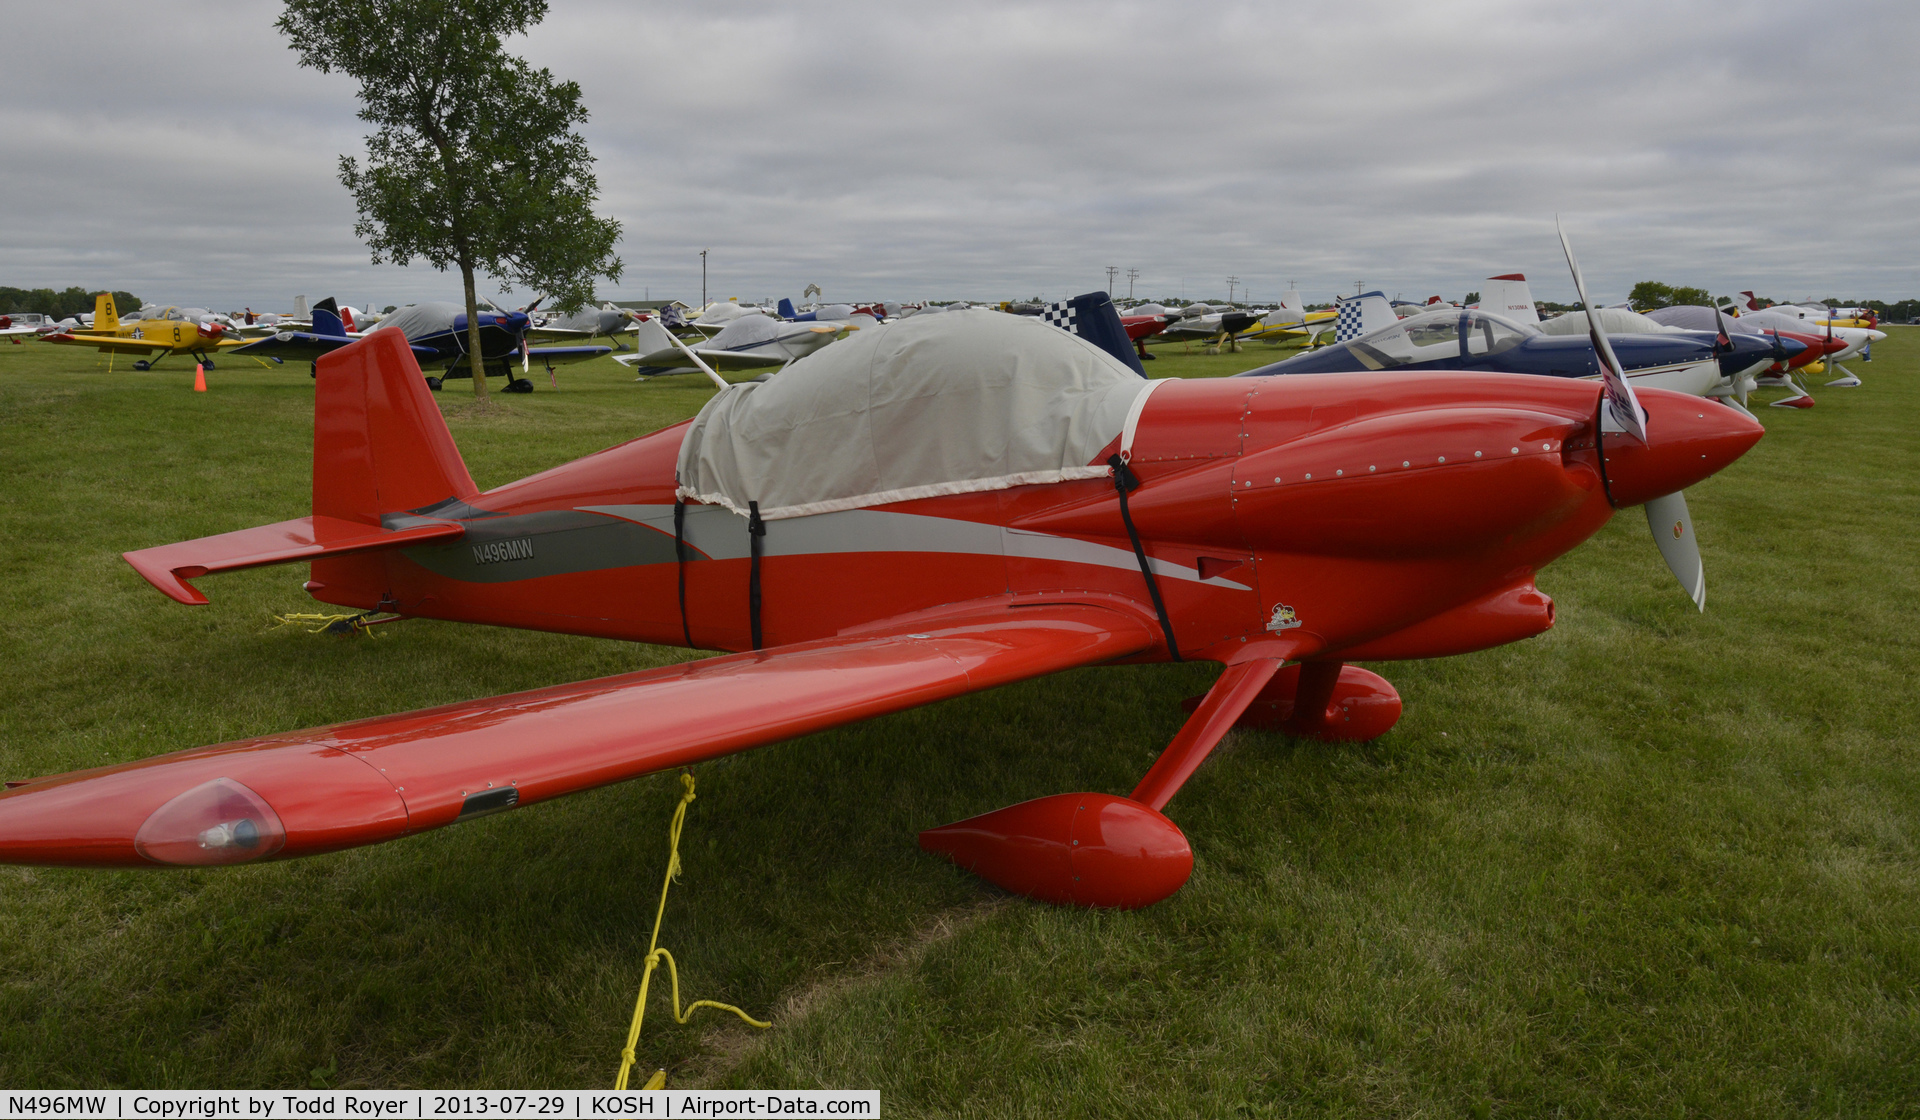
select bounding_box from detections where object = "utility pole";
[1126,268,1139,300]
[1227,276,1239,304]
[1354,280,1363,297]
[1106,266,1119,295]
[701,249,710,308]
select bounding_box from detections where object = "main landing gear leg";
[1181,660,1403,742]
[918,657,1288,910]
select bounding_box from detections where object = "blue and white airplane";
[233,298,611,392]
[1238,301,1789,404]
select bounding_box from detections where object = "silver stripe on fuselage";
[576,504,1252,590]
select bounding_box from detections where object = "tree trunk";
[461,261,489,401]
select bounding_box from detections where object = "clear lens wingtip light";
[134,777,286,866]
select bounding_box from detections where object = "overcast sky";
[3,1,1914,311]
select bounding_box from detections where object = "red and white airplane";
[0,290,1761,908]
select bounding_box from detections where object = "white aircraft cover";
[370,301,466,339]
[676,309,1149,521]
[1535,307,1686,336]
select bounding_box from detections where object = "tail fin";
[778,297,797,319]
[294,294,309,319]
[1479,274,1538,324]
[93,292,119,332]
[315,330,479,526]
[340,305,358,333]
[629,316,677,356]
[311,297,346,338]
[1037,291,1147,376]
[1334,291,1396,342]
[122,330,475,606]
[1280,290,1303,312]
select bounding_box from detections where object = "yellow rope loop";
[270,612,380,637]
[612,772,769,1091]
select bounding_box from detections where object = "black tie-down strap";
[1107,454,1181,661]
[673,496,694,649]
[747,500,766,651]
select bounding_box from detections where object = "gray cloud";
[4,0,1914,310]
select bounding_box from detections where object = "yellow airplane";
[42,293,250,369]
[1241,308,1339,346]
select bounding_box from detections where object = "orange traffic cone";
[194,363,207,392]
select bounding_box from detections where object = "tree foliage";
[1628,281,1712,311]
[277,0,622,396]
[1,287,140,317]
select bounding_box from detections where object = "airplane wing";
[526,345,613,367]
[614,347,786,376]
[0,601,1156,868]
[522,327,596,344]
[40,332,165,355]
[233,332,434,363]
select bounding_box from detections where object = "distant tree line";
[1,286,140,317]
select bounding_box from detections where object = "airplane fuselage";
[307,373,1756,668]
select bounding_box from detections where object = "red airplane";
[1120,310,1177,359]
[0,307,1760,908]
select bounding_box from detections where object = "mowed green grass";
[1,330,1915,1113]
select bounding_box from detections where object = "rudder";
[314,329,479,526]
[93,293,118,332]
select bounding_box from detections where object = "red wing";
[0,600,1156,867]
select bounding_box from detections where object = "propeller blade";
[1556,218,1648,443]
[1644,490,1705,611]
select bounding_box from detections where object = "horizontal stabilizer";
[124,515,464,605]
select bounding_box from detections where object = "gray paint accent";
[401,509,678,583]
[579,504,1250,590]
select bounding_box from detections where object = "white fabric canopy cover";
[1535,307,1687,336]
[676,309,1150,520]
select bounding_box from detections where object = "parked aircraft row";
[16,268,1890,417]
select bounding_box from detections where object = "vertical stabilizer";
[1035,291,1147,376]
[1334,291,1396,342]
[93,293,119,333]
[777,297,797,319]
[294,295,309,320]
[310,298,346,338]
[1279,290,1303,312]
[313,330,479,526]
[629,316,676,355]
[1479,274,1538,324]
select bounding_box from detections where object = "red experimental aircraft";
[0,278,1761,908]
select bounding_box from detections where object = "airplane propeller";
[1557,218,1706,611]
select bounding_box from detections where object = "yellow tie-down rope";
[614,772,770,1090]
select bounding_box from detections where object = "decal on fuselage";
[472,538,535,565]
[1266,604,1302,632]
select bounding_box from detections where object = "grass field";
[1,330,1915,1114]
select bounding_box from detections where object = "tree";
[1627,281,1711,311]
[1463,291,1480,306]
[0,287,138,318]
[277,0,622,399]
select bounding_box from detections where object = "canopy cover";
[1536,307,1687,336]
[370,302,465,340]
[677,309,1149,520]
